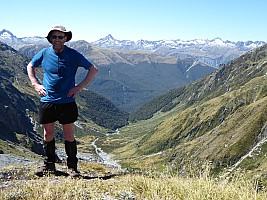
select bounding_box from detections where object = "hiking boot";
[68,168,80,178]
[34,163,56,177]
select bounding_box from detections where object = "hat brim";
[46,30,72,43]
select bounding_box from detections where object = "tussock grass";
[129,173,266,200]
[1,166,267,200]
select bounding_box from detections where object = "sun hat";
[46,25,72,43]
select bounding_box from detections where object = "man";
[27,25,98,178]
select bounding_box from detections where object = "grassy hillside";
[98,44,267,178]
[76,90,129,130]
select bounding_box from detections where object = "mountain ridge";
[93,34,264,50]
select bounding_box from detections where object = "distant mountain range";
[92,34,264,52]
[1,29,265,67]
[92,34,266,67]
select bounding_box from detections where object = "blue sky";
[1,0,267,42]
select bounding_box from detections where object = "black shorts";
[39,102,78,124]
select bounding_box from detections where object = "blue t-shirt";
[31,46,93,103]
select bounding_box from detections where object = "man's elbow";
[91,65,99,75]
[27,62,34,70]
[26,62,34,73]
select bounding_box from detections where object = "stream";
[73,122,122,170]
[54,138,122,171]
[221,136,267,178]
[91,138,122,171]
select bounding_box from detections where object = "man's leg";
[43,122,56,168]
[63,123,79,177]
[35,122,56,176]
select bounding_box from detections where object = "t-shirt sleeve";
[75,51,93,70]
[31,49,45,67]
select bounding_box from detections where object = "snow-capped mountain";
[20,36,47,44]
[92,35,266,67]
[92,34,265,52]
[0,29,47,48]
[0,29,20,44]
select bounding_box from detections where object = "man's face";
[50,31,66,51]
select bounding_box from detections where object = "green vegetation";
[129,87,184,121]
[77,90,129,130]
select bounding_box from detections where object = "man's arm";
[77,65,99,89]
[67,65,98,98]
[27,62,46,96]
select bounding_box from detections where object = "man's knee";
[63,123,75,142]
[43,123,55,141]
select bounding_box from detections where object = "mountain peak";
[0,29,15,37]
[105,34,115,41]
[0,29,11,33]
[0,29,18,45]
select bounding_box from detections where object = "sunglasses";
[51,35,65,40]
